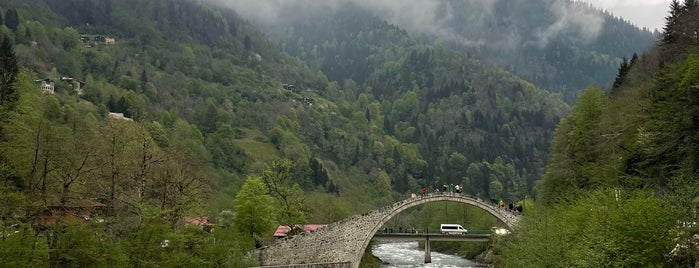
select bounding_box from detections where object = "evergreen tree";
[4,9,18,33]
[244,34,251,51]
[0,35,18,111]
[662,0,683,45]
[611,57,630,91]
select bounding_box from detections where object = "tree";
[4,9,19,33]
[0,225,49,266]
[611,57,630,91]
[493,189,675,267]
[0,35,18,111]
[48,222,126,267]
[244,34,251,51]
[261,159,307,230]
[233,177,275,248]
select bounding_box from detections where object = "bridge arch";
[257,193,520,268]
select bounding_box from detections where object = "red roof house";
[273,224,326,238]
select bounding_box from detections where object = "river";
[372,242,484,267]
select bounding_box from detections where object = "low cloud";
[213,0,604,47]
[536,1,604,47]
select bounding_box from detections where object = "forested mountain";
[437,0,656,102]
[494,1,699,266]
[0,0,651,266]
[228,2,568,198]
[237,0,654,103]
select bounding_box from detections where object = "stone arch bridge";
[257,192,521,268]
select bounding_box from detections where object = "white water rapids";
[372,242,484,267]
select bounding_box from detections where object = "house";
[297,97,314,106]
[183,217,214,231]
[108,112,133,121]
[273,224,326,238]
[60,76,86,95]
[43,198,106,225]
[94,35,106,43]
[79,35,90,43]
[105,37,116,45]
[35,79,54,94]
[282,83,299,93]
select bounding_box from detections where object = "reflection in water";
[372,242,483,268]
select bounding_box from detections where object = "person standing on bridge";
[421,186,427,196]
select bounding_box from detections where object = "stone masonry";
[257,192,520,268]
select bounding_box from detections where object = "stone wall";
[259,262,351,268]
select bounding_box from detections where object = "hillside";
[0,0,574,266]
[494,1,699,266]
[236,0,654,103]
[230,2,569,197]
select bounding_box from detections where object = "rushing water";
[372,242,483,267]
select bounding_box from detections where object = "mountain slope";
[234,2,569,197]
[237,0,654,103]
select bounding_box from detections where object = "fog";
[210,0,605,47]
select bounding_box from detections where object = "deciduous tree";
[233,177,275,248]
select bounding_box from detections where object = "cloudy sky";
[580,0,671,31]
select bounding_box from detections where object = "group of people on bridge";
[408,185,524,215]
[491,199,523,214]
[417,184,463,197]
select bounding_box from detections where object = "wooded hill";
[248,0,655,104]
[494,1,699,266]
[0,0,663,266]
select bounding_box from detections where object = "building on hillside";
[273,224,326,238]
[105,37,116,45]
[42,198,106,225]
[60,76,86,95]
[35,79,54,94]
[108,112,133,121]
[282,83,299,93]
[183,217,214,231]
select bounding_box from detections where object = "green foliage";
[493,189,675,267]
[4,9,19,33]
[233,177,275,248]
[260,159,307,229]
[0,225,49,267]
[538,86,610,204]
[49,222,127,267]
[0,34,19,111]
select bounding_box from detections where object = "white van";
[440,224,468,235]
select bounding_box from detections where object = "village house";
[108,112,133,121]
[60,76,86,95]
[42,198,106,225]
[282,83,299,93]
[273,224,326,238]
[183,217,214,231]
[35,79,54,94]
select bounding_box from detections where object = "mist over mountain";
[219,0,655,102]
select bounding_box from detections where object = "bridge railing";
[410,192,522,216]
[375,229,494,235]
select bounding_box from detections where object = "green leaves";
[233,177,275,247]
[0,225,49,267]
[494,189,675,267]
